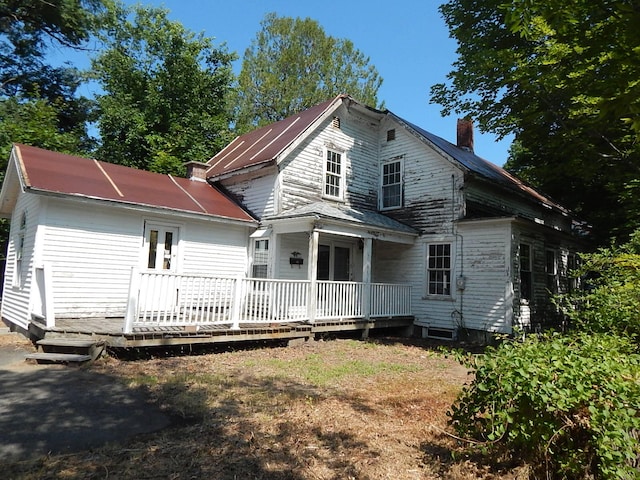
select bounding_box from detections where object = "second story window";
[381,159,403,209]
[324,149,344,200]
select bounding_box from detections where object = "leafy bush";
[451,333,640,479]
[559,231,640,339]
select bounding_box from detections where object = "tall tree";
[0,0,105,150]
[430,0,640,244]
[91,4,236,175]
[234,13,383,131]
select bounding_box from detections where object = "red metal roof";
[14,144,256,223]
[206,95,344,178]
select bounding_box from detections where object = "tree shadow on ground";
[1,359,381,479]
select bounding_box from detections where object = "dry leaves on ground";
[3,335,529,479]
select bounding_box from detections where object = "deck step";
[36,338,99,348]
[34,338,105,363]
[25,352,93,364]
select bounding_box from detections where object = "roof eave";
[24,187,258,226]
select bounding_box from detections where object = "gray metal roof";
[207,95,569,216]
[264,202,418,235]
[392,115,568,213]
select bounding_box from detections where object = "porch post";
[307,230,319,323]
[124,267,140,334]
[362,238,372,320]
[230,274,244,330]
[43,262,56,329]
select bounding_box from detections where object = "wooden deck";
[29,316,415,349]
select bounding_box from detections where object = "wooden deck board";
[34,316,413,348]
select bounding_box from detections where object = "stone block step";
[25,352,93,364]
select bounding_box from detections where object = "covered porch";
[30,203,418,347]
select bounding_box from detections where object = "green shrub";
[451,333,640,479]
[559,231,640,339]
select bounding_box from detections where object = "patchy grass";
[2,336,529,479]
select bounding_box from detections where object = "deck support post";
[307,230,319,323]
[123,267,140,334]
[230,275,244,330]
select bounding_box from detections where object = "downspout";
[452,174,465,331]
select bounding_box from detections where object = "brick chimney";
[184,161,209,182]
[456,118,474,152]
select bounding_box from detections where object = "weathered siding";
[275,233,310,281]
[278,103,379,213]
[33,197,249,320]
[1,191,42,328]
[222,172,276,218]
[457,220,513,333]
[513,222,579,329]
[466,179,572,232]
[40,199,143,318]
[181,221,249,278]
[379,121,465,234]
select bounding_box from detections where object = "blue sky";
[83,0,513,165]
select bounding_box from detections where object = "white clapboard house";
[0,95,584,347]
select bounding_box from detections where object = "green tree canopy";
[91,3,236,175]
[0,0,104,155]
[234,13,383,131]
[431,0,640,244]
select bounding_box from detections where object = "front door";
[141,222,180,314]
[145,223,179,272]
[317,243,351,281]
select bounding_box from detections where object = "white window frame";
[519,243,533,302]
[546,249,558,293]
[380,157,403,210]
[13,211,26,287]
[426,243,452,297]
[252,239,269,278]
[143,221,180,272]
[568,253,579,292]
[323,148,345,201]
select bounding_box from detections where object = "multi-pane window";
[520,243,532,301]
[546,249,558,293]
[252,239,269,278]
[324,149,343,199]
[568,254,579,292]
[427,243,451,296]
[381,159,403,209]
[13,211,26,287]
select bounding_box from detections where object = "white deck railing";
[123,270,412,333]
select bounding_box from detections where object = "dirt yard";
[1,333,527,479]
